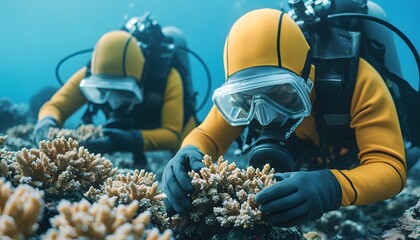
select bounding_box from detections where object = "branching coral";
[85,169,168,229]
[187,155,276,229]
[0,178,44,239]
[44,196,172,240]
[48,124,103,142]
[0,136,16,178]
[13,137,116,196]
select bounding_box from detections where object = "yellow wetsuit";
[181,58,406,206]
[39,66,197,152]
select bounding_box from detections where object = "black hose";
[55,48,94,86]
[326,13,420,92]
[176,46,212,112]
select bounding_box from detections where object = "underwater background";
[0,0,419,127]
[0,1,420,239]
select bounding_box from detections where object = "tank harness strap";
[311,27,361,145]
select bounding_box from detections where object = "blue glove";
[83,128,143,155]
[162,145,205,215]
[255,169,342,227]
[32,116,58,144]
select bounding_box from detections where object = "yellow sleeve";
[141,69,184,151]
[181,105,243,159]
[38,67,88,125]
[331,59,406,206]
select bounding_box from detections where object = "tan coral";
[48,124,104,142]
[187,155,276,229]
[0,159,11,178]
[85,169,168,229]
[0,137,16,178]
[14,137,116,196]
[0,178,44,239]
[44,196,172,240]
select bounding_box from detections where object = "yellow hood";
[91,30,145,82]
[224,8,312,79]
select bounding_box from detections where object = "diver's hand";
[162,145,205,215]
[32,116,58,144]
[255,169,342,227]
[83,128,143,154]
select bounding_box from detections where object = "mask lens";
[265,83,305,112]
[213,93,254,125]
[213,67,312,126]
[81,87,110,104]
[80,76,143,106]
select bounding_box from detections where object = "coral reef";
[0,98,34,132]
[48,124,104,142]
[6,123,34,139]
[13,137,117,196]
[44,196,172,240]
[382,199,420,239]
[1,123,36,152]
[301,177,420,239]
[0,136,16,178]
[173,155,281,239]
[0,178,44,239]
[0,135,5,146]
[188,155,275,228]
[85,169,168,229]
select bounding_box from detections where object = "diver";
[161,7,417,227]
[32,14,199,168]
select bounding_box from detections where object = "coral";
[13,137,117,196]
[85,169,168,229]
[6,123,34,139]
[0,158,14,179]
[0,178,44,239]
[0,136,16,178]
[178,154,275,235]
[3,135,36,152]
[391,199,420,239]
[0,135,5,146]
[48,124,104,142]
[44,196,172,240]
[301,179,420,239]
[187,155,275,229]
[0,98,34,132]
[303,231,321,240]
[1,125,36,152]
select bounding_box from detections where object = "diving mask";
[80,74,143,110]
[212,67,313,126]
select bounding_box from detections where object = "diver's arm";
[38,67,88,126]
[331,59,406,206]
[181,105,243,159]
[141,69,184,151]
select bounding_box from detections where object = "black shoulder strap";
[312,27,361,145]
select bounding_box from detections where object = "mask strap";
[285,118,304,139]
[301,48,312,80]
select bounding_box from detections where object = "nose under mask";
[253,100,287,126]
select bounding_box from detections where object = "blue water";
[0,0,419,127]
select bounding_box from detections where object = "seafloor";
[0,97,419,240]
